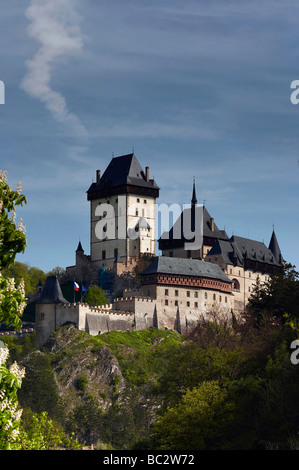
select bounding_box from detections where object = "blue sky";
[1,0,298,273]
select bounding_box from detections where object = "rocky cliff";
[18,324,182,448]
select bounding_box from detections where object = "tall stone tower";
[87,153,159,269]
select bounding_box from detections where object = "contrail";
[21,0,88,138]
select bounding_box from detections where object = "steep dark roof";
[87,153,159,198]
[141,256,232,283]
[191,180,197,206]
[268,230,282,263]
[76,241,84,252]
[159,205,228,248]
[208,234,283,267]
[37,276,68,304]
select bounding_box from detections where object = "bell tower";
[87,153,159,269]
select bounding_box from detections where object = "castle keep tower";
[87,153,159,269]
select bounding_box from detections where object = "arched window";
[204,292,208,300]
[232,278,240,290]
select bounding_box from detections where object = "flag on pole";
[74,281,79,292]
[81,283,87,292]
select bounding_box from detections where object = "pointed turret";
[76,241,84,253]
[269,229,282,264]
[37,276,68,304]
[191,179,197,233]
[191,178,197,207]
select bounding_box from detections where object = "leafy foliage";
[0,273,26,329]
[3,261,47,295]
[248,263,299,322]
[18,410,82,450]
[0,344,25,449]
[151,381,235,450]
[0,171,26,270]
[84,284,108,306]
[94,328,182,386]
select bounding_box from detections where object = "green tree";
[3,261,47,295]
[248,263,299,322]
[151,381,235,450]
[0,172,27,329]
[17,410,82,450]
[0,171,27,449]
[18,352,62,420]
[66,395,104,445]
[0,171,26,270]
[0,344,25,449]
[84,285,108,306]
[47,266,65,279]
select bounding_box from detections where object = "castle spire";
[268,228,282,264]
[191,177,197,207]
[76,241,84,252]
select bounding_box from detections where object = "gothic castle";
[35,153,284,346]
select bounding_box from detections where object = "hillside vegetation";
[3,302,299,450]
[2,249,299,450]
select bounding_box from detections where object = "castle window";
[213,293,216,301]
[175,300,178,306]
[175,289,178,296]
[137,198,140,203]
[144,199,147,204]
[194,302,198,308]
[204,292,208,299]
[165,289,169,296]
[136,209,139,216]
[249,272,251,278]
[187,301,190,307]
[114,248,118,259]
[230,268,232,274]
[102,250,106,260]
[225,296,227,303]
[165,299,168,306]
[248,286,251,292]
[219,295,222,302]
[194,291,198,298]
[187,291,190,297]
[40,312,45,321]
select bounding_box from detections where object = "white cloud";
[21,0,88,138]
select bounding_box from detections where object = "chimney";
[145,166,149,182]
[96,170,101,184]
[210,217,215,232]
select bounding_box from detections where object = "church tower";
[87,153,159,269]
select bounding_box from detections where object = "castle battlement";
[114,296,154,302]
